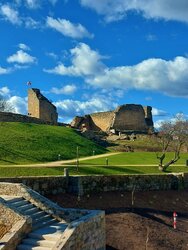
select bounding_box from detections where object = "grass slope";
[0,122,107,165]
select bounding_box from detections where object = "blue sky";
[0,0,188,126]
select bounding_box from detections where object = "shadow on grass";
[0,146,43,163]
[68,165,144,175]
[0,158,17,164]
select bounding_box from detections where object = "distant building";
[28,88,58,124]
[71,104,154,134]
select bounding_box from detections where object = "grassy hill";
[0,122,107,165]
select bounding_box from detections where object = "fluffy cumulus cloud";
[51,84,77,95]
[7,50,37,64]
[44,43,105,76]
[7,96,27,114]
[54,95,117,121]
[46,17,93,39]
[0,4,21,25]
[0,86,27,114]
[45,43,188,97]
[80,0,188,23]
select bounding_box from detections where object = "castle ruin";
[71,104,154,134]
[28,88,58,124]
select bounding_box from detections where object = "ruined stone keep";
[71,104,154,134]
[28,88,58,124]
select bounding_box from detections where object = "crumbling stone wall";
[111,104,148,132]
[0,111,53,125]
[90,111,114,132]
[28,88,58,124]
[71,104,154,133]
[143,106,153,127]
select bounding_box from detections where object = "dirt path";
[2,152,121,167]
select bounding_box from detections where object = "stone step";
[28,232,60,242]
[17,244,52,250]
[21,238,56,248]
[34,214,54,224]
[24,207,40,216]
[28,223,67,241]
[31,211,47,220]
[32,218,57,231]
[12,199,29,207]
[17,203,34,211]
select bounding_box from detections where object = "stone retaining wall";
[68,173,185,195]
[0,111,52,124]
[0,173,187,196]
[0,176,68,195]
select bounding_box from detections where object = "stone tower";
[28,88,58,124]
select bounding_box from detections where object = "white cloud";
[7,96,27,114]
[46,17,94,39]
[0,4,21,25]
[45,43,188,97]
[18,43,30,51]
[7,50,37,64]
[55,95,117,120]
[80,0,188,23]
[51,84,77,95]
[46,52,58,60]
[24,17,40,29]
[44,43,105,76]
[152,108,167,116]
[25,0,40,9]
[0,66,11,74]
[0,87,10,97]
[0,86,27,114]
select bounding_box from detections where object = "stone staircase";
[2,196,67,250]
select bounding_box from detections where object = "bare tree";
[0,96,13,112]
[155,114,188,171]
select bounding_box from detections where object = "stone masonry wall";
[28,88,40,118]
[90,111,114,131]
[71,104,154,133]
[57,211,105,250]
[0,176,68,196]
[112,104,148,132]
[68,174,185,195]
[28,88,58,124]
[0,111,53,125]
[0,173,187,197]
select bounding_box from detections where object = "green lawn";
[78,152,188,165]
[0,122,107,165]
[0,164,188,177]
